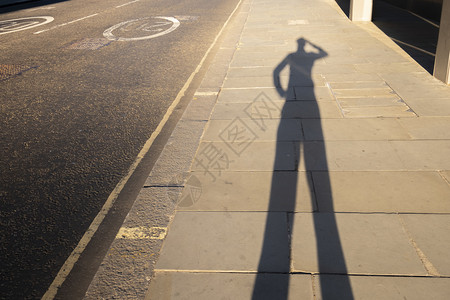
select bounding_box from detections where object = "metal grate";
[66,38,111,50]
[0,64,34,81]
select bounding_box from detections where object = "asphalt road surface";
[0,0,240,298]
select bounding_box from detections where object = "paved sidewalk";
[89,0,450,298]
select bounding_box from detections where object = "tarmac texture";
[87,0,450,298]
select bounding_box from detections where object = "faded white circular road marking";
[103,16,180,41]
[0,16,54,35]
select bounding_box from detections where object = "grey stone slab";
[217,88,294,103]
[299,141,405,171]
[176,171,316,212]
[223,75,325,88]
[181,94,218,121]
[230,58,285,68]
[323,73,382,82]
[364,53,410,64]
[405,98,450,117]
[341,105,416,118]
[312,64,356,74]
[354,63,424,73]
[210,102,342,120]
[291,213,426,275]
[155,212,289,272]
[329,81,389,89]
[337,96,405,107]
[238,40,288,47]
[383,71,445,86]
[302,118,411,141]
[147,273,314,300]
[223,76,276,88]
[401,214,450,275]
[232,50,293,62]
[381,72,450,100]
[145,120,207,186]
[210,101,281,120]
[398,117,450,139]
[202,119,303,141]
[192,141,296,171]
[317,275,450,300]
[86,239,163,300]
[199,70,228,88]
[322,55,369,64]
[226,66,289,78]
[332,87,397,98]
[390,140,450,170]
[313,171,450,213]
[294,86,334,101]
[122,187,180,227]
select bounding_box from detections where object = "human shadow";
[251,38,353,299]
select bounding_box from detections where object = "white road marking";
[0,17,54,35]
[103,17,180,41]
[115,0,140,8]
[33,13,99,35]
[42,0,244,297]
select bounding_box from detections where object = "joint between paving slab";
[397,214,441,276]
[153,269,450,278]
[438,170,450,186]
[308,172,320,213]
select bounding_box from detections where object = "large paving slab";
[298,141,405,171]
[291,213,426,275]
[390,140,450,170]
[147,273,314,300]
[202,119,303,142]
[332,87,397,98]
[312,171,450,213]
[226,66,290,78]
[323,73,382,82]
[217,88,295,103]
[294,86,335,101]
[398,117,450,139]
[302,118,411,141]
[210,102,343,120]
[223,75,326,88]
[354,63,424,74]
[176,171,316,212]
[340,105,416,118]
[403,98,450,117]
[316,275,450,300]
[155,212,289,272]
[401,214,450,275]
[192,141,296,172]
[143,120,207,186]
[299,140,450,171]
[381,72,450,100]
[336,96,405,108]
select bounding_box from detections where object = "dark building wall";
[382,0,442,22]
